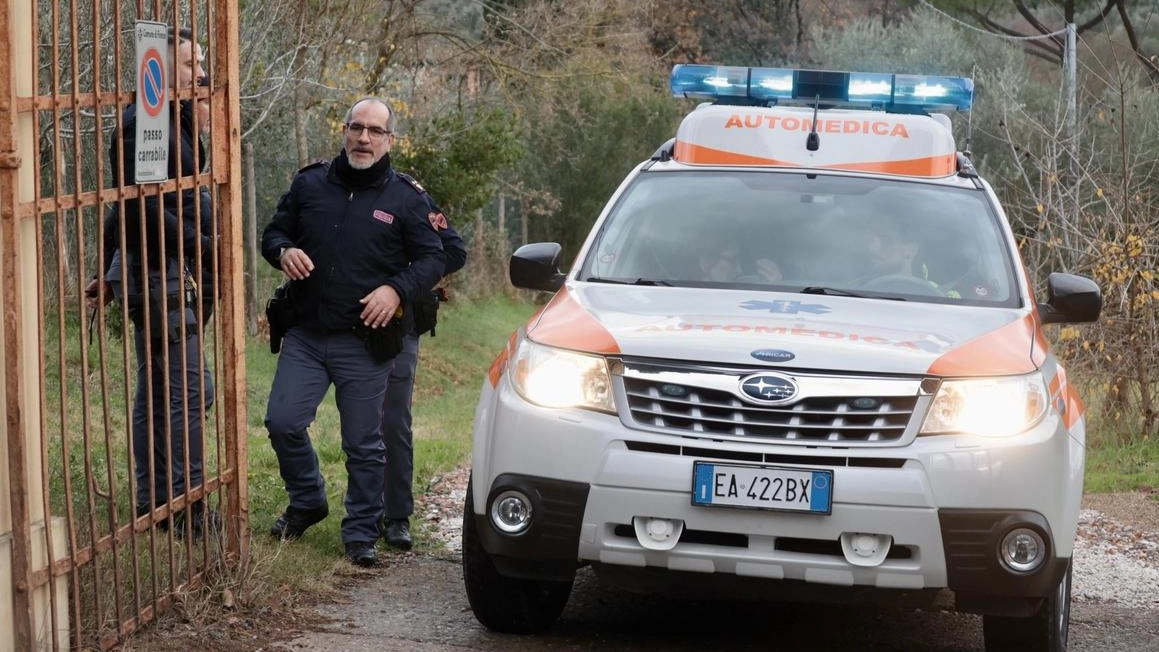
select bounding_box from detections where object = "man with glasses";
[260,97,445,567]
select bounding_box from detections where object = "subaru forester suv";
[462,65,1101,652]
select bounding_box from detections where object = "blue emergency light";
[670,65,973,112]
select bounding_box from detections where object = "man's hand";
[84,278,113,310]
[280,247,314,280]
[359,284,401,328]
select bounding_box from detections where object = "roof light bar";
[670,65,974,112]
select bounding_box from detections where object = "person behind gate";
[87,26,218,538]
[260,97,445,567]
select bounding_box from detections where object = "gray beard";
[348,154,373,170]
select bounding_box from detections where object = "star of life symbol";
[741,300,831,315]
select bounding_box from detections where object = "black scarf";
[333,150,391,189]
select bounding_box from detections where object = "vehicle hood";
[524,284,1043,376]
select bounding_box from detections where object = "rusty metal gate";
[1,0,247,649]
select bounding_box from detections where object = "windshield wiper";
[800,286,866,297]
[801,285,914,301]
[585,276,673,287]
[801,286,908,301]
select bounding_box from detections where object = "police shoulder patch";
[396,171,427,195]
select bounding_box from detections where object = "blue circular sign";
[139,48,166,117]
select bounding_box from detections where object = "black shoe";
[177,501,222,540]
[380,518,413,551]
[270,504,329,540]
[136,503,171,532]
[345,541,378,567]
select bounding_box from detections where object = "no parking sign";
[134,21,170,183]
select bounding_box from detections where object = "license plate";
[691,461,832,514]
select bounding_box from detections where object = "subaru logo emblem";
[739,373,799,405]
[751,348,795,363]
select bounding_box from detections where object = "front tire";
[983,560,1071,652]
[461,476,573,633]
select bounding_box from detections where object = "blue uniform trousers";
[265,327,393,543]
[382,333,420,519]
[132,327,215,509]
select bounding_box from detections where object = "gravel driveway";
[281,470,1158,651]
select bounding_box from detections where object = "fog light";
[999,527,1046,573]
[490,490,532,534]
[632,516,684,551]
[839,532,892,567]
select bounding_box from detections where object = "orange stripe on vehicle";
[1064,385,1084,429]
[831,154,956,177]
[527,286,621,354]
[1052,365,1084,429]
[487,331,519,387]
[927,314,1037,376]
[674,142,796,166]
[675,142,955,178]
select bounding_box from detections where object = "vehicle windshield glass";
[580,171,1020,307]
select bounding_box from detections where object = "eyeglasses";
[345,122,392,140]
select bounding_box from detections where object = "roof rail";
[650,137,675,162]
[957,152,983,188]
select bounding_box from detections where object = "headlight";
[920,372,1049,437]
[509,336,615,412]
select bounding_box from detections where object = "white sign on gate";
[134,21,170,183]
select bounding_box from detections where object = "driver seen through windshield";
[582,171,1017,306]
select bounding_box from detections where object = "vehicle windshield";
[580,171,1020,307]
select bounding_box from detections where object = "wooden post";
[214,0,250,563]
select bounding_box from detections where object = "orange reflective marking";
[927,314,1038,376]
[527,286,621,354]
[1064,385,1085,429]
[836,154,956,177]
[1052,365,1084,429]
[488,331,519,387]
[674,142,794,166]
[674,142,955,177]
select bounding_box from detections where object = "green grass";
[245,293,535,590]
[1085,433,1159,493]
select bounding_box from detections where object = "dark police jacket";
[398,174,467,336]
[261,153,446,332]
[401,173,467,278]
[101,101,215,299]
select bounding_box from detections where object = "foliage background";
[38,0,1159,445]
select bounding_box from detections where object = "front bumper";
[470,377,1083,613]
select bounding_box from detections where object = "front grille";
[620,366,922,445]
[624,441,907,468]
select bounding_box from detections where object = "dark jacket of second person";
[101,101,215,294]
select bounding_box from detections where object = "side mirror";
[510,242,566,292]
[1038,273,1101,324]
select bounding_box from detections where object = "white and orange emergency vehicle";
[462,65,1101,652]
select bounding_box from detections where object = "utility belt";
[265,281,412,362]
[355,309,411,363]
[127,272,200,344]
[265,282,297,354]
[413,287,448,337]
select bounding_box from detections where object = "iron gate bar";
[2,0,248,648]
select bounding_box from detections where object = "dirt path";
[272,484,1158,652]
[278,554,1157,652]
